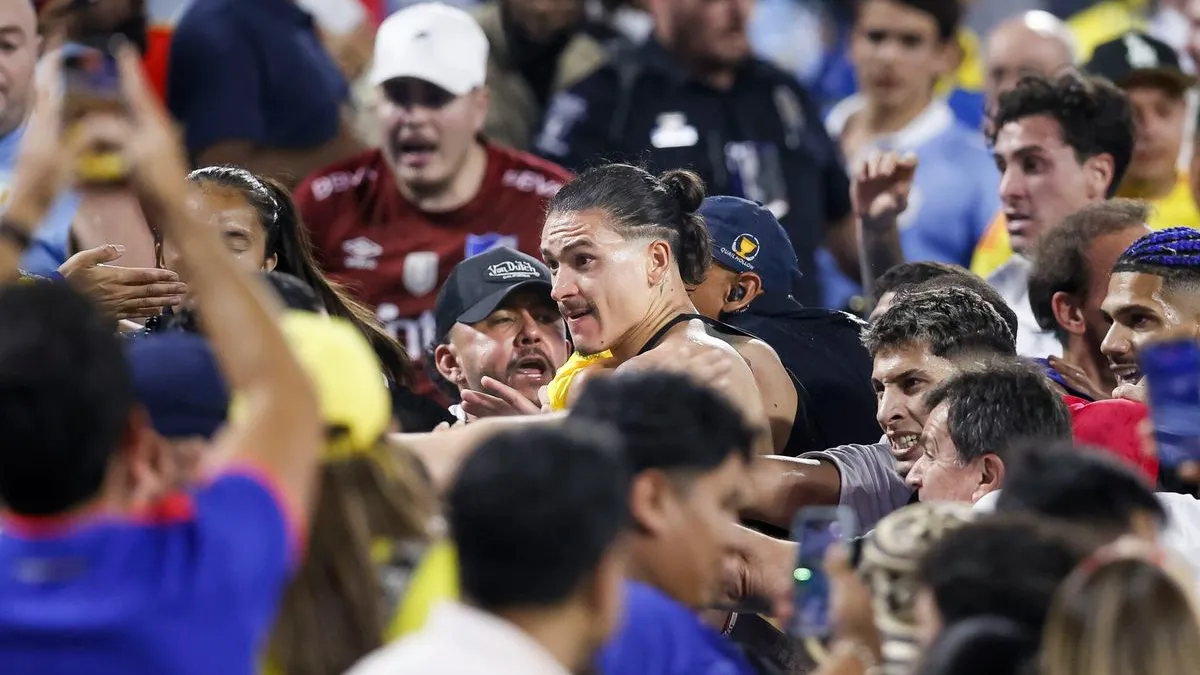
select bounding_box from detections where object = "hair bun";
[659,169,706,215]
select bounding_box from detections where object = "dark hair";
[923,362,1073,464]
[917,514,1101,640]
[903,275,1020,345]
[990,73,1134,198]
[863,287,1016,359]
[1112,226,1200,294]
[916,616,1039,675]
[448,423,629,611]
[263,271,324,314]
[568,369,753,475]
[996,440,1165,537]
[0,283,134,514]
[1029,199,1150,343]
[547,164,712,286]
[875,261,967,298]
[187,166,415,388]
[858,0,961,40]
[570,372,757,477]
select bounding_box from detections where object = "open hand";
[59,244,186,319]
[1048,356,1111,401]
[460,375,544,418]
[851,150,918,224]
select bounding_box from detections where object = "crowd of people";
[4,0,1200,674]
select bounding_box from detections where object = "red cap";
[1065,395,1158,483]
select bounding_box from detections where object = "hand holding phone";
[61,35,128,185]
[1138,338,1200,467]
[788,506,858,639]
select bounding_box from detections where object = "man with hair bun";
[519,163,795,455]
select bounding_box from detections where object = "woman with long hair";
[162,166,413,387]
[248,285,454,675]
[156,166,451,430]
[1040,542,1200,675]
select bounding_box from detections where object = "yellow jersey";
[969,212,1012,279]
[970,171,1200,279]
[546,350,615,411]
[1117,172,1200,231]
[1067,0,1147,63]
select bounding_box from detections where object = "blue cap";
[701,196,803,301]
[125,332,230,440]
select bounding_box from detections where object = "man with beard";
[296,3,572,400]
[987,72,1134,358]
[1028,199,1149,400]
[431,247,570,421]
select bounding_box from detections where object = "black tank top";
[636,313,756,355]
[637,314,810,457]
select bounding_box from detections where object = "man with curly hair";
[987,72,1134,359]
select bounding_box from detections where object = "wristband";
[0,218,32,251]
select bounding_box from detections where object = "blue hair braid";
[1115,227,1200,272]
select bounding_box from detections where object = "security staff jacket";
[534,39,853,306]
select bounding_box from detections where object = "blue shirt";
[0,124,82,276]
[0,471,299,675]
[167,0,349,159]
[817,97,999,310]
[598,581,756,675]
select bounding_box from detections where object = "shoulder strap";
[637,313,757,356]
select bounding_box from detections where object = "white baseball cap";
[369,2,490,96]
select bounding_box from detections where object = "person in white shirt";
[975,442,1200,584]
[988,72,1134,358]
[348,423,630,675]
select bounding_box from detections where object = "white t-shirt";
[974,489,1200,586]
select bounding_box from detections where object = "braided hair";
[1113,227,1200,289]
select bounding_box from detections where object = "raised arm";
[116,47,323,519]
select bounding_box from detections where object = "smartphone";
[61,36,128,185]
[1139,339,1200,467]
[788,506,858,638]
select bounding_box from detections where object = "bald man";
[984,11,1078,115]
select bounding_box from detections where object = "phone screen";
[789,507,856,638]
[62,39,122,120]
[1139,339,1200,467]
[61,37,128,184]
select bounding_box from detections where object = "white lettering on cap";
[1125,33,1159,69]
[487,260,540,280]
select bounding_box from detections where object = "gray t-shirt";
[800,442,912,531]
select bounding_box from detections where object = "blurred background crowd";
[5,0,1200,675]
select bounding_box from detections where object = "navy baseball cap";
[126,332,230,440]
[701,196,803,301]
[434,246,553,341]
